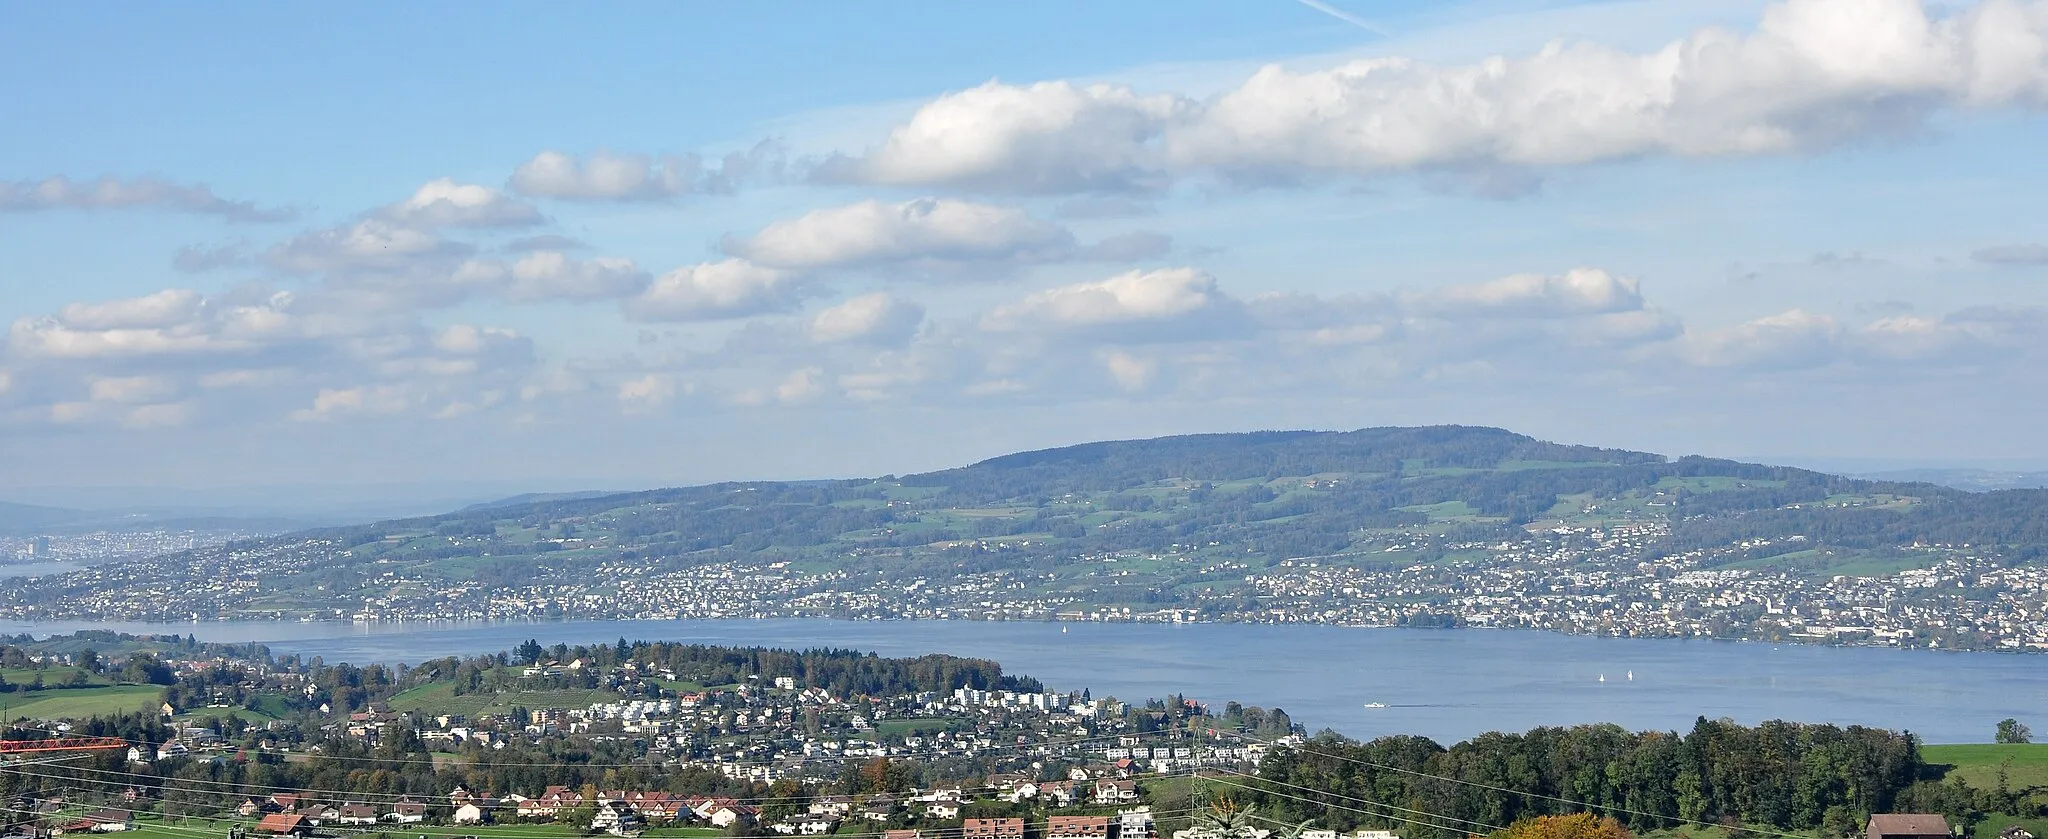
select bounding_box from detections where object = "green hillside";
[1925,743,2048,791]
[9,426,2048,628]
[268,425,2040,572]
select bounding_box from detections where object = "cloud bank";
[1,176,294,222]
[821,0,2048,193]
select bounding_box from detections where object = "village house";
[1039,780,1079,808]
[986,774,1031,793]
[625,792,680,821]
[861,794,899,822]
[254,814,309,838]
[69,810,133,834]
[707,803,757,828]
[453,799,494,825]
[335,803,379,826]
[788,816,837,835]
[1868,815,1952,839]
[384,797,426,823]
[965,819,1029,839]
[520,787,583,820]
[1093,779,1139,806]
[591,800,642,837]
[1047,816,1114,839]
[1119,807,1156,839]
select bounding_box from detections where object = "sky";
[5,0,2048,494]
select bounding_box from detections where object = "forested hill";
[10,425,2048,627]
[46,424,2048,567]
[905,426,1669,503]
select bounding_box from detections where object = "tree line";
[1245,718,1925,839]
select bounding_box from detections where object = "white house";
[454,802,491,825]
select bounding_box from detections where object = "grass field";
[1924,743,2048,791]
[0,683,161,720]
[2,665,112,686]
[1397,500,1497,523]
[1642,825,1819,839]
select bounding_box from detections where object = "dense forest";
[1244,720,1934,839]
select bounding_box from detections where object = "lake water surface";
[4,618,2036,744]
[0,562,86,579]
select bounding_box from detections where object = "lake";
[3,617,2037,744]
[0,562,86,579]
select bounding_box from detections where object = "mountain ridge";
[8,425,2046,640]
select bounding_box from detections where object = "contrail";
[1294,0,1390,37]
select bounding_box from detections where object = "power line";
[1,750,1199,813]
[0,787,1213,839]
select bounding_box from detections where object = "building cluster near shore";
[7,646,1299,839]
[6,518,2048,652]
[2,528,261,565]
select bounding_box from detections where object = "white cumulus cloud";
[1679,309,1843,369]
[0,176,294,222]
[503,252,649,302]
[810,293,926,344]
[982,267,1235,333]
[377,178,543,229]
[510,144,785,201]
[57,289,206,331]
[267,219,472,276]
[725,197,1075,271]
[815,81,1192,193]
[627,260,805,322]
[825,0,2048,192]
[1411,268,1645,319]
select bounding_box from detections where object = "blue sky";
[5,0,2048,491]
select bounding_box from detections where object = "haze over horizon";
[9,0,2048,489]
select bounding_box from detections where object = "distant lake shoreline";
[6,613,2023,656]
[6,617,2038,744]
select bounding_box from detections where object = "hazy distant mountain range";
[1855,469,2048,492]
[0,483,637,536]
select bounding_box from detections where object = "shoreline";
[7,613,2035,657]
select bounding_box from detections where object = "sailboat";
[1598,674,1606,683]
[1627,670,1634,681]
